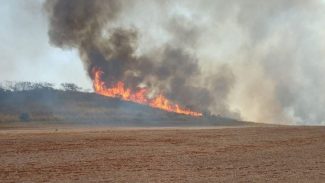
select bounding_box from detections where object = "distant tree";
[19,113,31,122]
[42,82,55,89]
[31,83,43,90]
[32,82,55,91]
[0,84,5,93]
[61,83,81,92]
[1,81,55,91]
[13,82,33,91]
[3,81,16,91]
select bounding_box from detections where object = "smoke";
[44,0,325,125]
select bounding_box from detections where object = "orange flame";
[92,67,202,117]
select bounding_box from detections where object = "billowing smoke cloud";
[44,0,325,125]
[44,0,230,116]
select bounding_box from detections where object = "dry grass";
[0,126,324,182]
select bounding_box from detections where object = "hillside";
[0,89,242,126]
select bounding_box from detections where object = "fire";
[92,67,202,117]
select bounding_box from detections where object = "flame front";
[92,67,202,117]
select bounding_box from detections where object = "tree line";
[0,81,88,93]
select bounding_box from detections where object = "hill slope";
[0,89,242,126]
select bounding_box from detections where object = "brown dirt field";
[0,126,324,182]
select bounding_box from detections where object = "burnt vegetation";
[0,81,239,126]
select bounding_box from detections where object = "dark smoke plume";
[44,0,234,116]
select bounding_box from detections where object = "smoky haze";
[44,0,325,125]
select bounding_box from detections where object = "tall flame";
[92,67,202,117]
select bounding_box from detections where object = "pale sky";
[0,0,92,89]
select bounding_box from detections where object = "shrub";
[61,83,81,92]
[19,113,31,122]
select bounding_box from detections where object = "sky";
[0,0,92,89]
[1,0,325,124]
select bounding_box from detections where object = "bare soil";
[0,126,324,182]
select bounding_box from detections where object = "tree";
[3,81,16,91]
[0,83,9,98]
[0,84,6,93]
[31,82,55,91]
[1,81,55,91]
[13,82,33,91]
[61,83,81,92]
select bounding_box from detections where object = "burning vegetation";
[93,67,202,116]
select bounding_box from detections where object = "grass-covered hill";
[0,83,242,126]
